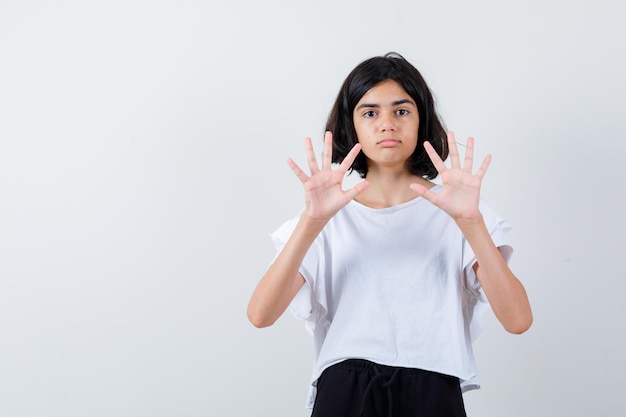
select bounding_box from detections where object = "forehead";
[356,79,413,106]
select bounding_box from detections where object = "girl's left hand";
[409,131,491,224]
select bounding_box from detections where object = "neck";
[355,169,434,208]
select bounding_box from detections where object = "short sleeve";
[269,216,299,257]
[462,199,513,287]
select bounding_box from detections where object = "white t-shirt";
[270,186,513,408]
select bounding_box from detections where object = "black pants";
[311,359,467,417]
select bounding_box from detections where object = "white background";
[1,1,625,416]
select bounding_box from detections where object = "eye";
[396,109,409,116]
[363,110,377,118]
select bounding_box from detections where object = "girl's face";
[352,79,419,173]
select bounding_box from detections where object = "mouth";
[377,138,400,147]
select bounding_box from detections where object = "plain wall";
[1,0,624,416]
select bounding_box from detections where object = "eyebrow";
[356,99,415,110]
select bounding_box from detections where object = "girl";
[247,52,532,417]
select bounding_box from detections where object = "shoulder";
[478,198,510,231]
[269,213,302,246]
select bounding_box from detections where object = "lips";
[377,138,400,147]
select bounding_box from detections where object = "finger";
[447,131,461,169]
[344,179,370,200]
[463,136,475,173]
[423,141,447,174]
[338,142,362,173]
[286,158,310,184]
[475,153,492,180]
[304,136,320,174]
[321,131,333,170]
[409,183,437,204]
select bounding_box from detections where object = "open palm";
[410,132,491,222]
[288,131,369,222]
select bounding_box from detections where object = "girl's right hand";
[287,131,369,223]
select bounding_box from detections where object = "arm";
[410,132,532,334]
[460,217,532,334]
[247,132,369,328]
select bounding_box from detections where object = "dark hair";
[326,52,448,179]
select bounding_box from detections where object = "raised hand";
[287,131,369,222]
[409,132,491,223]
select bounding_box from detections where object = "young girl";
[247,52,532,417]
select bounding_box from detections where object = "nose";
[379,112,395,131]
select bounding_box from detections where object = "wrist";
[299,210,330,232]
[455,214,486,233]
